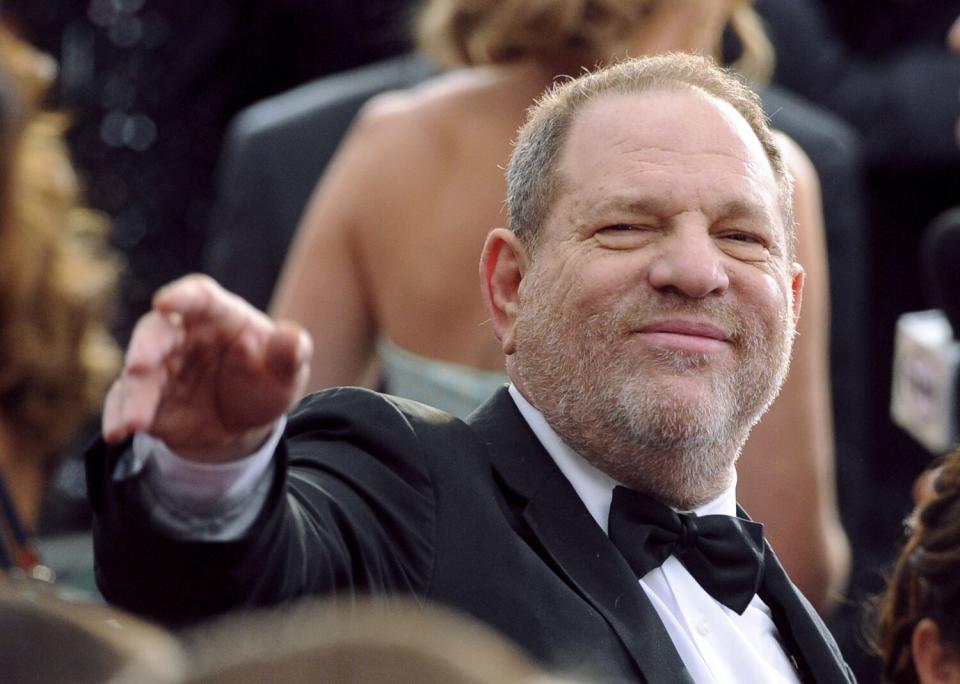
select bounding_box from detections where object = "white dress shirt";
[508,386,799,683]
[125,386,800,682]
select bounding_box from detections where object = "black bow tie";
[608,486,765,614]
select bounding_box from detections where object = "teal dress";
[376,338,507,420]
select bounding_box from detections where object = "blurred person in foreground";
[876,448,960,683]
[0,24,118,578]
[0,573,183,683]
[183,597,578,684]
[89,53,852,682]
[272,0,848,612]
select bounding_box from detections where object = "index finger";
[125,309,185,373]
[102,365,166,443]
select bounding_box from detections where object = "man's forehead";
[553,87,781,208]
[542,86,788,249]
[560,86,768,172]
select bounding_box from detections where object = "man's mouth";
[633,318,732,354]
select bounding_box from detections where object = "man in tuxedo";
[87,54,853,682]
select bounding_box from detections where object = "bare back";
[272,63,556,387]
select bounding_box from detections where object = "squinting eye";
[598,223,657,234]
[718,231,772,262]
[722,232,765,246]
[594,223,657,249]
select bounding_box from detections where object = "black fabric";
[608,486,765,614]
[758,0,960,170]
[86,387,854,682]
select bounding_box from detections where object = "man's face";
[509,88,802,508]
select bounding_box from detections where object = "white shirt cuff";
[113,417,286,540]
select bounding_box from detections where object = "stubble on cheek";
[511,272,795,507]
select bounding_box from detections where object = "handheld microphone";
[890,208,960,454]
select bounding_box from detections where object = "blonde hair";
[417,0,773,83]
[184,597,579,684]
[0,26,120,464]
[729,2,774,84]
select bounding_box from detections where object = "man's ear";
[480,228,529,356]
[790,262,805,323]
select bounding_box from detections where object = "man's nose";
[646,226,730,298]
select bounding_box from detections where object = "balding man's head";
[506,53,794,260]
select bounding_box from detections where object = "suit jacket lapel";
[470,389,694,684]
[743,505,853,683]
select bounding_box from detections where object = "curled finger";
[126,309,186,373]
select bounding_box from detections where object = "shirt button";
[696,620,710,636]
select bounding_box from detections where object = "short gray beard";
[512,274,795,509]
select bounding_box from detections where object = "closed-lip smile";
[634,318,731,353]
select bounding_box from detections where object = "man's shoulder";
[286,387,492,462]
[291,386,465,430]
[282,387,514,515]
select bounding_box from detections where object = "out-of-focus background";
[2,1,958,680]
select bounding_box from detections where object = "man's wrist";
[119,417,286,540]
[165,423,280,465]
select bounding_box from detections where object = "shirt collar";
[507,384,737,534]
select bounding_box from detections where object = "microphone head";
[922,208,960,336]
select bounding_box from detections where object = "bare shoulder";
[773,129,818,187]
[349,67,524,156]
[311,74,478,213]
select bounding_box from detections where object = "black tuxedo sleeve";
[86,388,438,627]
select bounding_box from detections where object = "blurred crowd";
[0,1,958,682]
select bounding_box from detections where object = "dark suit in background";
[204,54,435,311]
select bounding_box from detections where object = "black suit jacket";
[87,387,853,682]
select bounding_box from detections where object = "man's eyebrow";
[587,196,673,216]
[714,200,772,222]
[593,196,769,218]
[579,197,776,226]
